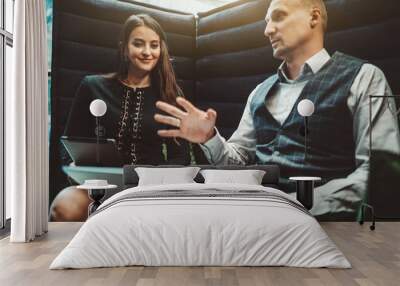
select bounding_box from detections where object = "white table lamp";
[297,99,315,161]
[89,99,107,165]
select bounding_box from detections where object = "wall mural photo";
[48,0,400,222]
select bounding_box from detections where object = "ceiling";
[132,0,238,13]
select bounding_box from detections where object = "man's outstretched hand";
[154,97,217,144]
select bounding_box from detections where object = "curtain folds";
[7,0,49,242]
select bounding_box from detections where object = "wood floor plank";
[0,222,399,286]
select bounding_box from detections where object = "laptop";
[61,136,123,167]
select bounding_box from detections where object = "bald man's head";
[265,0,327,60]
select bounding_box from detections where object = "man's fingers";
[156,101,186,118]
[157,129,182,138]
[154,114,181,128]
[176,97,197,113]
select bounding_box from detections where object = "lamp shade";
[89,99,107,117]
[297,99,315,117]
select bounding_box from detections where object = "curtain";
[7,0,49,242]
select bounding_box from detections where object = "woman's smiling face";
[126,26,161,74]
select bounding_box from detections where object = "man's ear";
[310,7,321,28]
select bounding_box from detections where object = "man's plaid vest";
[250,52,365,184]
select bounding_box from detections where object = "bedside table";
[289,176,321,210]
[77,180,117,216]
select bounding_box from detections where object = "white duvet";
[50,183,351,269]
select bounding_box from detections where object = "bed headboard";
[123,164,280,189]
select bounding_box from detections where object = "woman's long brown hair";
[114,14,183,104]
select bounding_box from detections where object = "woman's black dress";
[64,75,190,165]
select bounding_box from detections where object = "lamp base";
[87,189,106,215]
[296,180,314,210]
[289,177,321,210]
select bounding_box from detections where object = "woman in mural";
[50,14,190,221]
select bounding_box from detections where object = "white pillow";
[200,169,266,185]
[135,167,200,186]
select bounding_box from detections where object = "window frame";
[1,0,14,230]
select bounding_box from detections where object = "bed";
[50,165,350,269]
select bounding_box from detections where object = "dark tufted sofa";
[50,0,400,202]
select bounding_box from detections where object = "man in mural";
[155,0,400,217]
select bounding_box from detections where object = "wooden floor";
[0,222,399,286]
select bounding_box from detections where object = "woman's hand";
[154,97,217,144]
